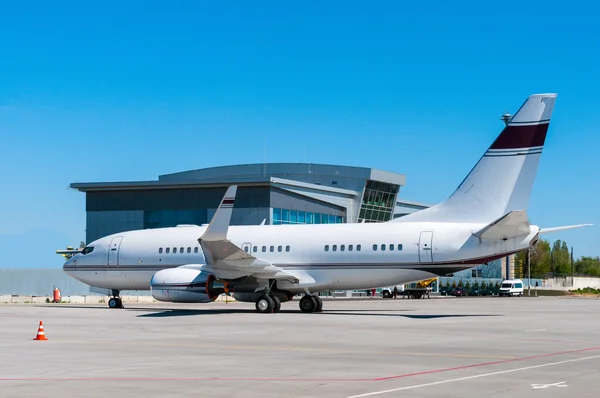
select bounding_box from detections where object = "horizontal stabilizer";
[473,210,531,240]
[539,224,593,234]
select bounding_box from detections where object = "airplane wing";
[198,186,299,283]
[472,210,531,240]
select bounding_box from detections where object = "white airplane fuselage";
[63,220,537,293]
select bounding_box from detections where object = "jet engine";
[150,266,228,303]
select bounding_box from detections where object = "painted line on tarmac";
[2,346,599,385]
[347,354,600,397]
[48,339,517,360]
[374,345,600,381]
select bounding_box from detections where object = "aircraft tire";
[108,298,120,309]
[313,295,323,312]
[255,295,275,313]
[272,295,281,312]
[299,295,316,313]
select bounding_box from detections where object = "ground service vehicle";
[499,279,524,296]
[381,278,437,299]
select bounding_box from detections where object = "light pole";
[528,247,531,296]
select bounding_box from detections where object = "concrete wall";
[541,277,600,290]
[0,269,151,296]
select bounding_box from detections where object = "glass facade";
[358,180,399,223]
[143,209,208,229]
[272,208,344,225]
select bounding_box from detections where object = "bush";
[570,287,600,295]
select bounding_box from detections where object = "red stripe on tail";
[490,124,549,150]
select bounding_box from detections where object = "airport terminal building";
[70,163,430,243]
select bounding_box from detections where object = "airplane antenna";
[500,111,512,126]
[263,137,267,176]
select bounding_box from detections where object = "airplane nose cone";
[62,257,76,276]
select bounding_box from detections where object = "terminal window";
[272,208,344,225]
[358,180,398,223]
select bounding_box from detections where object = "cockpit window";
[81,246,94,255]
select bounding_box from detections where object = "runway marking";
[531,381,568,389]
[347,355,600,398]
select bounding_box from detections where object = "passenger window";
[349,244,353,251]
[373,244,377,251]
[253,246,257,252]
[180,247,184,253]
[270,246,274,252]
[340,245,345,251]
[286,245,290,252]
[278,245,282,252]
[397,244,403,251]
[244,246,249,253]
[389,244,394,251]
[381,244,386,251]
[357,244,361,251]
[262,246,267,252]
[325,245,329,252]
[187,247,191,253]
[173,247,177,253]
[166,248,170,254]
[159,248,163,254]
[333,245,337,251]
[194,247,198,253]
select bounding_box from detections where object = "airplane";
[63,93,592,313]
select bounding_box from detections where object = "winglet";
[539,224,593,234]
[199,186,237,242]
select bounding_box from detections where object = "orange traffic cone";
[33,321,48,340]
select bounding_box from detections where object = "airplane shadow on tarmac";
[133,308,502,319]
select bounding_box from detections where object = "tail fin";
[395,93,557,223]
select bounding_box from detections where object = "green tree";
[574,256,600,276]
[551,240,571,276]
[79,241,86,248]
[530,240,552,277]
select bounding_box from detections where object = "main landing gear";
[299,294,323,313]
[255,294,281,314]
[254,279,282,314]
[108,289,124,309]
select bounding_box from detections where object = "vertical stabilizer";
[395,93,557,223]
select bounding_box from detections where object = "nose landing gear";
[108,290,123,308]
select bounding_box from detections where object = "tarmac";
[1,295,599,397]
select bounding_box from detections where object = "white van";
[499,279,524,296]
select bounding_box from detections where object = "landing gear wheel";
[272,296,281,312]
[255,295,275,313]
[313,295,323,312]
[108,298,122,309]
[299,295,317,313]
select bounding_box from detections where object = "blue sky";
[1,0,599,268]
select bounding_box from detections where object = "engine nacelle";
[150,266,228,303]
